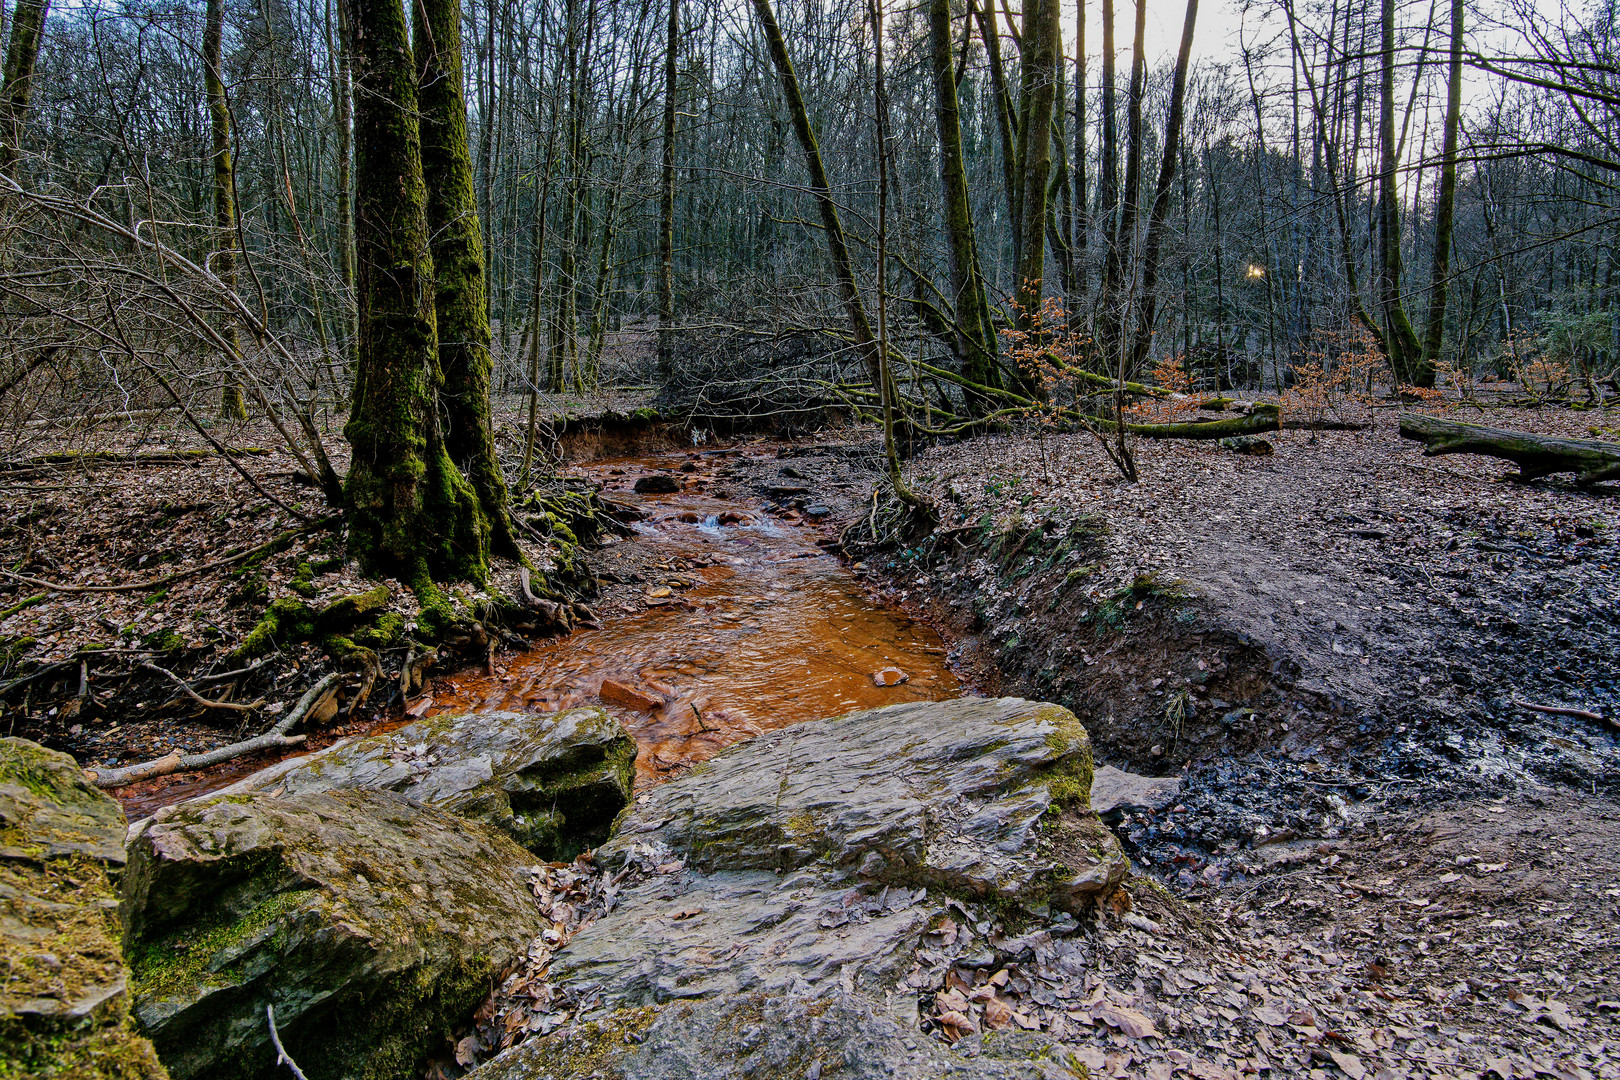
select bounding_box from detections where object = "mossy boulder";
[532,699,1125,1019]
[121,789,549,1080]
[187,708,635,860]
[599,697,1120,904]
[0,738,168,1080]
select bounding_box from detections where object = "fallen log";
[87,673,340,788]
[1125,402,1281,440]
[1398,413,1620,485]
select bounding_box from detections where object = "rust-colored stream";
[430,447,963,788]
[114,445,964,817]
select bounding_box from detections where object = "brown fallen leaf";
[669,907,703,920]
[933,988,970,1014]
[1253,1005,1287,1026]
[405,695,433,717]
[1329,1051,1366,1080]
[936,1010,978,1041]
[1011,1010,1040,1031]
[1095,1003,1160,1040]
[983,995,1014,1031]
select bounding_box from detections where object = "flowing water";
[431,446,964,788]
[116,443,964,816]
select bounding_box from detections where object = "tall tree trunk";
[1377,0,1426,385]
[0,0,45,180]
[1126,0,1199,374]
[1099,0,1143,367]
[1013,0,1059,349]
[342,0,486,589]
[658,0,677,376]
[973,0,1020,277]
[417,0,519,558]
[330,0,355,357]
[929,0,999,403]
[205,0,248,421]
[750,0,884,394]
[1421,0,1462,375]
[1095,0,1121,357]
[1073,0,1088,296]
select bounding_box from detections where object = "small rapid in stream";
[432,445,964,788]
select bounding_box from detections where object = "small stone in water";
[599,678,664,713]
[873,667,909,687]
[633,474,681,494]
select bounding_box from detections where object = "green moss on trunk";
[341,0,489,587]
[416,0,520,562]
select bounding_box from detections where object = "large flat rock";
[470,993,1097,1080]
[600,696,1121,903]
[471,698,1127,1080]
[0,737,168,1079]
[195,706,634,858]
[122,789,548,1080]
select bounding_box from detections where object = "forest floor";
[4,391,1619,1077]
[702,400,1620,1079]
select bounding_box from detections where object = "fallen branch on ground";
[87,672,340,788]
[1398,413,1620,486]
[1124,403,1282,440]
[1512,697,1613,727]
[0,448,272,471]
[140,661,267,713]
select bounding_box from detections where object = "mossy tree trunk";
[1013,0,1059,367]
[1376,0,1428,386]
[929,0,1000,409]
[1420,0,1463,376]
[0,0,47,180]
[341,0,488,593]
[329,0,356,364]
[416,0,520,560]
[204,0,249,422]
[0,0,46,179]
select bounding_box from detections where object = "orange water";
[115,446,965,815]
[430,447,964,788]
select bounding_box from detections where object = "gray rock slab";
[601,697,1124,907]
[471,992,1094,1080]
[186,707,634,858]
[2,735,127,868]
[471,698,1128,1080]
[1089,765,1183,819]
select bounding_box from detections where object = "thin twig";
[266,1005,311,1080]
[192,656,275,685]
[140,661,266,713]
[1512,697,1611,725]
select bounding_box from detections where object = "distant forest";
[1,0,1616,423]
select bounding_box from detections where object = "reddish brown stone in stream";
[872,667,909,687]
[600,678,665,712]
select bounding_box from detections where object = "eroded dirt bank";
[708,409,1620,1074]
